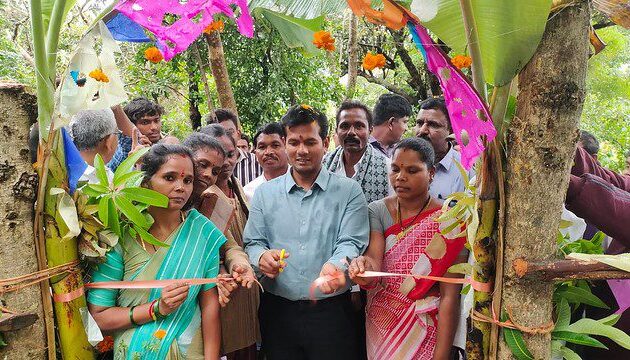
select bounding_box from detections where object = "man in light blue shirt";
[244,104,368,360]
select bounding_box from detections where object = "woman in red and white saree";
[350,138,468,360]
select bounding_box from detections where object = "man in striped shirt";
[207,109,262,186]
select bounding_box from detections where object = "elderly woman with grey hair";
[70,109,119,184]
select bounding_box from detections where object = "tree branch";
[388,28,427,100]
[513,258,630,281]
[358,71,417,104]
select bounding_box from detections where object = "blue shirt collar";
[285,167,330,193]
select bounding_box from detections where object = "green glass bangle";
[154,299,166,320]
[129,305,139,326]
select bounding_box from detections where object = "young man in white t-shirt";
[243,122,289,201]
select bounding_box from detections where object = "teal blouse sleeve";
[87,249,124,307]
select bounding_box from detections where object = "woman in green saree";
[88,144,226,359]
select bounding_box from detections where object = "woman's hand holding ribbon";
[158,282,190,315]
[348,256,376,287]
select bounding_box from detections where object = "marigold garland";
[204,20,225,33]
[154,329,167,340]
[312,30,336,51]
[88,69,109,83]
[144,46,164,63]
[451,54,472,70]
[362,52,387,71]
[95,336,114,353]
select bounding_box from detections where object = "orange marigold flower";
[362,52,387,71]
[312,30,336,51]
[144,46,164,63]
[95,335,114,353]
[301,104,312,110]
[88,69,109,83]
[154,329,167,340]
[204,20,225,34]
[451,54,472,70]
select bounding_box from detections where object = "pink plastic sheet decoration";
[409,24,496,170]
[608,279,630,315]
[116,0,254,61]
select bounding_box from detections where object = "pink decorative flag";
[409,24,496,170]
[116,0,254,61]
[608,279,630,315]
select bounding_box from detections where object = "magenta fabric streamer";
[409,23,496,170]
[608,279,630,315]
[116,0,254,61]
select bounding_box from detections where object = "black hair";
[183,132,226,158]
[419,96,451,131]
[253,122,286,148]
[240,133,250,144]
[198,123,236,147]
[206,108,239,128]
[141,144,195,184]
[335,100,373,128]
[123,97,164,124]
[393,137,435,169]
[373,93,413,126]
[579,130,599,156]
[281,105,328,140]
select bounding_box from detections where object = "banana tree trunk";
[38,133,94,360]
[204,31,239,122]
[30,0,95,358]
[345,13,359,99]
[498,2,590,358]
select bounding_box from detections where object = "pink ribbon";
[53,277,234,303]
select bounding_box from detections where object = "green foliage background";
[581,26,630,172]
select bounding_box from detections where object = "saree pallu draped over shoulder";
[87,209,226,360]
[365,208,466,360]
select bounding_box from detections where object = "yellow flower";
[301,104,312,110]
[88,69,109,83]
[362,52,387,71]
[204,20,225,34]
[154,329,167,340]
[144,47,164,63]
[451,54,472,70]
[312,30,336,51]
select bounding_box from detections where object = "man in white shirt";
[414,97,475,202]
[70,109,118,184]
[243,122,288,201]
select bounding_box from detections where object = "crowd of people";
[56,92,629,359]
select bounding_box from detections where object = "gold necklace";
[397,195,432,232]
